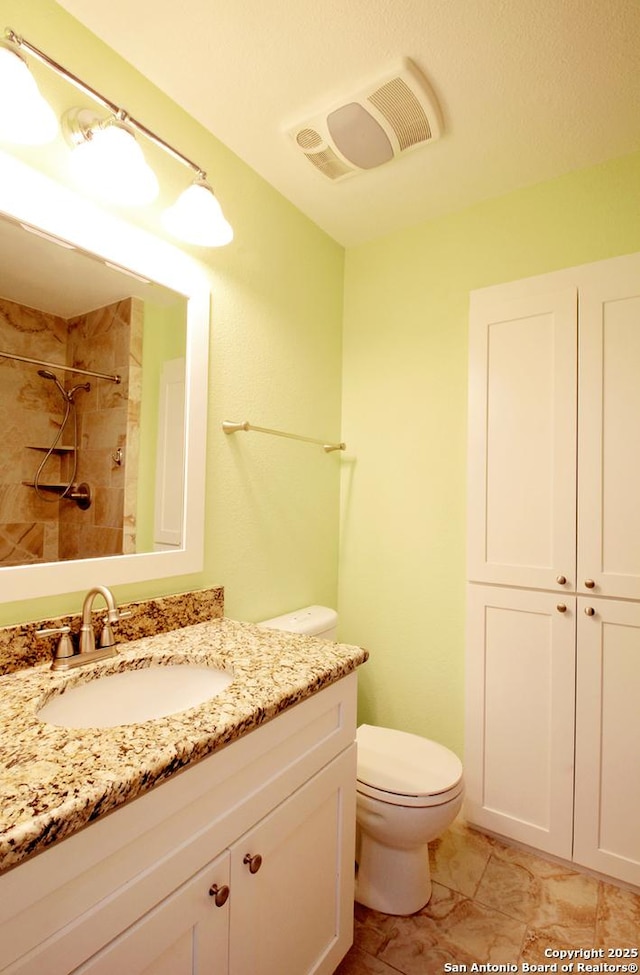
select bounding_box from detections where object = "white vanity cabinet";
[465,251,640,887]
[0,674,357,975]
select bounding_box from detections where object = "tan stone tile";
[429,816,495,898]
[596,882,640,948]
[520,926,591,964]
[476,846,598,941]
[333,946,399,975]
[352,902,395,956]
[378,883,525,974]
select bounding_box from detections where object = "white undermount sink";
[37,664,234,729]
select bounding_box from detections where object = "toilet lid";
[356,724,463,805]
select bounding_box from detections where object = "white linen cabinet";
[465,252,640,887]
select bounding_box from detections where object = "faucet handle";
[36,626,76,663]
[98,610,131,648]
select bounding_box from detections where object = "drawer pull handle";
[243,852,263,874]
[556,603,567,613]
[556,575,567,586]
[208,883,230,907]
[584,579,596,589]
[584,606,596,617]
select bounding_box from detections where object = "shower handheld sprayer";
[34,369,91,503]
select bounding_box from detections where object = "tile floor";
[334,818,640,975]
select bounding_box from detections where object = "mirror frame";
[0,149,210,602]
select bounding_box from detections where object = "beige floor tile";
[352,902,396,957]
[333,946,400,975]
[339,821,639,975]
[429,816,495,898]
[377,882,526,974]
[476,846,599,941]
[520,926,594,965]
[595,882,640,948]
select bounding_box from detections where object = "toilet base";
[355,833,432,916]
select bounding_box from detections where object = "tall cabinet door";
[467,288,577,590]
[573,598,640,886]
[578,258,640,599]
[465,585,576,857]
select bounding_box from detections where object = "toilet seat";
[356,724,464,808]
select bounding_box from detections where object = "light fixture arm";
[4,28,205,179]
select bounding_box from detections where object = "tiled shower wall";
[0,296,141,566]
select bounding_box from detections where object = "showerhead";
[37,368,87,402]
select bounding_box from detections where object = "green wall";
[339,151,640,756]
[2,1,639,764]
[0,0,344,626]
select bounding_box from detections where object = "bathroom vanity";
[0,613,367,975]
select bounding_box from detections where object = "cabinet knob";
[556,603,567,613]
[208,883,230,907]
[584,606,596,617]
[243,852,263,874]
[584,579,596,589]
[556,575,567,586]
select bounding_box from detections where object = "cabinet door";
[229,746,356,975]
[467,288,577,591]
[578,260,640,599]
[74,852,230,975]
[465,585,576,856]
[573,598,640,886]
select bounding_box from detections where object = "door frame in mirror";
[0,150,209,601]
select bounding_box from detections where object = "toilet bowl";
[256,607,464,917]
[355,723,464,916]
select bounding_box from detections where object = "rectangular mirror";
[0,150,210,602]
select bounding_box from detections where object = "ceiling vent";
[288,59,442,182]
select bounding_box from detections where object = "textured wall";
[0,0,344,625]
[339,152,640,756]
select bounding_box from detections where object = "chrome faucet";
[37,585,128,671]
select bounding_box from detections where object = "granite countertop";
[0,617,368,874]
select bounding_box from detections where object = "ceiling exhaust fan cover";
[288,58,442,181]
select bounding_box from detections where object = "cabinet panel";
[578,267,640,599]
[573,598,640,886]
[465,586,575,857]
[229,746,355,975]
[75,852,230,975]
[467,289,577,590]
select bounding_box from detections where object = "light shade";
[0,45,58,145]
[69,118,159,206]
[162,179,233,247]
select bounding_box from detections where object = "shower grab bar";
[222,420,346,453]
[0,350,121,384]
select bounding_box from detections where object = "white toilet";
[258,606,464,917]
[355,723,463,915]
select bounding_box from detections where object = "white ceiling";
[0,217,181,317]
[55,0,640,247]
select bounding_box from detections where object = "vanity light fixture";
[0,41,58,144]
[1,28,234,246]
[63,108,159,206]
[163,174,233,247]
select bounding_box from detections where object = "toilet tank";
[257,605,337,641]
